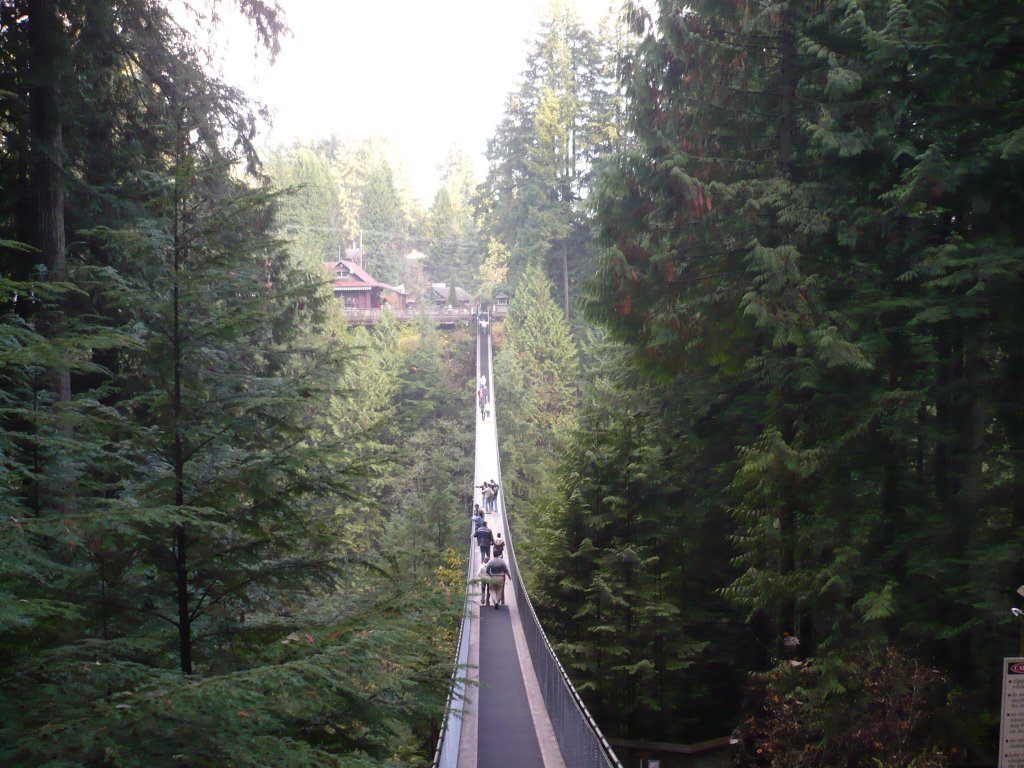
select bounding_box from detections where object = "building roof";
[430,282,471,303]
[323,259,406,294]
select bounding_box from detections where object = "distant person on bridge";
[485,479,500,513]
[478,481,496,513]
[472,509,485,531]
[485,556,510,609]
[474,521,494,562]
[491,532,505,559]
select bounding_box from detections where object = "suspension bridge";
[431,318,623,768]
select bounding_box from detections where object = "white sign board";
[1000,658,1024,767]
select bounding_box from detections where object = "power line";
[280,223,484,250]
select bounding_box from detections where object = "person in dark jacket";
[474,522,494,562]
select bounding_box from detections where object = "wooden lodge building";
[324,256,408,311]
[323,254,507,326]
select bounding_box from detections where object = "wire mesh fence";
[431,560,473,768]
[433,322,622,768]
[498,488,623,768]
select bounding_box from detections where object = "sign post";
[1000,658,1024,767]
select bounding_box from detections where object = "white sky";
[217,0,620,203]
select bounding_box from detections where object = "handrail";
[342,306,479,323]
[488,333,623,768]
[429,556,473,768]
[430,330,484,768]
[432,323,622,768]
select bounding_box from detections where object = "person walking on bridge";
[474,521,494,563]
[476,561,492,606]
[485,556,510,609]
[483,479,499,513]
[477,481,494,513]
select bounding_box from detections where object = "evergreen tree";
[495,262,579,551]
[265,142,345,269]
[424,184,480,294]
[359,159,405,284]
[0,2,460,763]
[478,1,623,317]
[477,236,511,302]
[584,0,1024,754]
[531,330,754,741]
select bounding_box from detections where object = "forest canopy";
[1,0,471,764]
[3,0,1024,766]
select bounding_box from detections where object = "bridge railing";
[488,336,623,768]
[343,306,479,324]
[495,466,623,768]
[431,326,487,768]
[430,553,474,768]
[432,324,622,768]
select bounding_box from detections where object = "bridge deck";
[458,327,566,768]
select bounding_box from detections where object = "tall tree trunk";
[561,239,570,322]
[775,5,800,652]
[28,0,70,403]
[778,2,796,173]
[777,372,799,651]
[173,113,193,675]
[173,230,192,674]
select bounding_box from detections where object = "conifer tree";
[531,330,753,741]
[585,0,1024,753]
[495,262,579,545]
[0,2,460,762]
[425,165,481,289]
[265,143,345,269]
[478,2,621,316]
[359,159,406,285]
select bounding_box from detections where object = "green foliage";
[378,319,475,560]
[579,0,1024,755]
[477,237,510,300]
[495,262,579,526]
[424,182,481,295]
[265,142,347,270]
[360,160,405,285]
[0,3,464,764]
[477,3,626,318]
[732,648,957,768]
[1,563,457,767]
[530,329,753,740]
